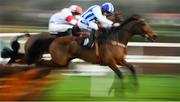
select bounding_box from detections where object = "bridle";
[111,18,148,48]
[121,19,149,37]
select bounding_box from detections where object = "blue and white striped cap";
[101,2,114,14]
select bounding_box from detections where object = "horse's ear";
[114,11,122,15]
[114,11,124,23]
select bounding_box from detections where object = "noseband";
[111,18,146,48]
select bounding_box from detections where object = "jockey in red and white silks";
[48,5,83,34]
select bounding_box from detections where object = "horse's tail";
[1,33,30,58]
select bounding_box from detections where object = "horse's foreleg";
[108,61,124,95]
[109,62,123,79]
[120,59,138,86]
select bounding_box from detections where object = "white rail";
[43,55,180,64]
[128,42,180,47]
[1,55,180,64]
[0,33,38,37]
[1,33,180,64]
[1,33,180,47]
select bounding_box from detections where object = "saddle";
[71,27,95,48]
[50,29,72,37]
[72,27,91,37]
[50,27,94,48]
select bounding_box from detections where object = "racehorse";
[1,12,124,65]
[37,14,157,85]
[1,32,57,64]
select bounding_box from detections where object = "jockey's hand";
[75,15,81,20]
[97,23,104,29]
[112,23,120,27]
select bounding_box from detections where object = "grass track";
[39,74,180,101]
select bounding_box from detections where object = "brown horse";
[38,14,157,84]
[1,32,57,64]
[1,12,123,65]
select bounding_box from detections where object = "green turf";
[38,74,180,101]
[151,24,180,32]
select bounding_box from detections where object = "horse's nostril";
[153,35,157,39]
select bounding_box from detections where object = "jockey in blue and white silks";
[77,2,114,31]
[77,2,119,48]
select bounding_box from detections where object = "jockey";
[77,2,120,48]
[48,5,83,36]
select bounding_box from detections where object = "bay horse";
[1,32,57,64]
[1,12,123,65]
[38,14,157,84]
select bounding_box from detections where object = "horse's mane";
[118,14,141,29]
[97,14,142,44]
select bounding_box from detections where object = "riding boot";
[97,29,110,44]
[72,26,81,36]
[67,29,72,35]
[82,30,96,48]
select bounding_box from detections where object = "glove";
[75,15,81,20]
[112,23,121,27]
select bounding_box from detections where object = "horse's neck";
[111,28,132,46]
[115,20,137,45]
[118,30,133,45]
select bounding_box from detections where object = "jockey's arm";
[65,15,78,27]
[92,6,113,28]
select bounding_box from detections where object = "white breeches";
[48,23,73,34]
[77,20,98,31]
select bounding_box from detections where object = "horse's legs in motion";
[109,61,124,85]
[120,59,138,86]
[108,61,124,95]
[109,62,123,80]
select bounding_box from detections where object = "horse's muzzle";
[147,35,157,42]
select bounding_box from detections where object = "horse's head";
[124,15,157,42]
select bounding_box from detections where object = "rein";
[111,41,126,48]
[111,27,130,48]
[111,19,140,48]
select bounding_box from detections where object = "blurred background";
[0,0,180,101]
[0,0,180,26]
